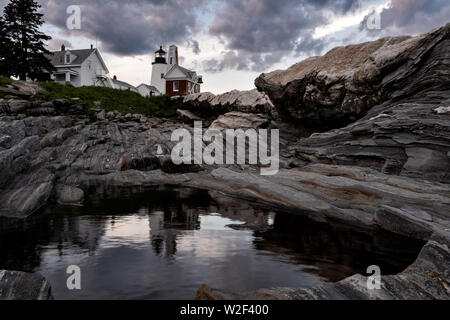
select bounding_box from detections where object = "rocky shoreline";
[1,24,449,300]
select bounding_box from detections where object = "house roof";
[137,84,160,93]
[48,49,109,73]
[164,64,197,81]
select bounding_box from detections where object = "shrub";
[0,76,12,86]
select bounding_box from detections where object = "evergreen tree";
[3,0,54,80]
[0,16,12,77]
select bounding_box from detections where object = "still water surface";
[0,187,425,299]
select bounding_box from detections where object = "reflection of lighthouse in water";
[149,211,165,255]
[148,208,201,256]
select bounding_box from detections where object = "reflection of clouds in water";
[101,215,150,249]
[200,214,246,230]
[176,215,253,260]
[0,187,424,300]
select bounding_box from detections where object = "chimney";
[113,75,117,80]
[61,44,66,51]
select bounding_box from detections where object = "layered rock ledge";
[182,89,275,117]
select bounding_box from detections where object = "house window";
[65,53,70,64]
[88,61,91,70]
[173,81,179,92]
[170,57,173,64]
[161,73,164,79]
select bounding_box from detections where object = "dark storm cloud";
[14,0,208,56]
[207,0,360,72]
[3,0,447,74]
[360,0,450,35]
[203,50,290,73]
[187,39,201,55]
[295,34,327,57]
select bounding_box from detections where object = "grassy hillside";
[37,82,181,117]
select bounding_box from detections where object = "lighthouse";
[150,46,168,94]
[150,45,203,97]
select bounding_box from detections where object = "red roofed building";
[150,45,203,97]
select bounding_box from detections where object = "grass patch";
[0,76,12,87]
[37,82,182,118]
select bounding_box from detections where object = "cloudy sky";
[1,0,449,93]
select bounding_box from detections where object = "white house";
[48,44,114,88]
[136,84,161,97]
[111,75,138,93]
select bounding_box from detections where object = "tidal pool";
[0,187,425,300]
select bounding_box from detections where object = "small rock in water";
[55,184,85,205]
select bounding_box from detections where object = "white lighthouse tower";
[150,45,181,95]
[151,46,168,94]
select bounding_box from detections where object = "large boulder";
[255,23,450,128]
[0,80,46,98]
[8,99,30,113]
[182,89,275,118]
[11,80,46,96]
[208,112,270,131]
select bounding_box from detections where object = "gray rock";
[0,135,11,149]
[11,80,46,96]
[177,109,202,121]
[0,270,52,300]
[255,23,450,127]
[182,89,275,117]
[0,86,26,97]
[8,99,29,113]
[434,106,450,114]
[96,110,106,121]
[208,112,269,131]
[55,184,84,205]
[53,98,70,108]
[106,111,115,119]
[290,98,450,183]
